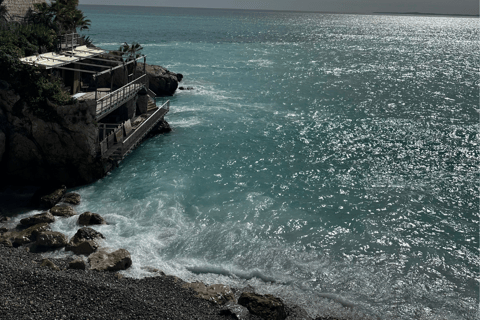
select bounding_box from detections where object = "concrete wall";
[3,0,46,20]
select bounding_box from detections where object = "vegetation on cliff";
[0,0,90,117]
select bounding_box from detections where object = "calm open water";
[16,6,479,319]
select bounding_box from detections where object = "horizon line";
[78,4,478,17]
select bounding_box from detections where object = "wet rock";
[136,63,180,96]
[68,258,87,270]
[78,212,106,226]
[40,258,60,271]
[66,239,98,255]
[88,248,132,272]
[1,223,51,246]
[62,192,81,205]
[35,231,68,250]
[0,216,10,223]
[220,301,253,320]
[149,119,171,135]
[65,227,104,255]
[0,227,8,234]
[32,185,67,209]
[183,282,235,305]
[50,205,77,217]
[20,212,55,227]
[238,292,287,320]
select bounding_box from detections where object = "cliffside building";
[20,33,170,165]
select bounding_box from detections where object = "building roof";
[20,46,107,69]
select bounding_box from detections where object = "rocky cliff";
[0,83,107,187]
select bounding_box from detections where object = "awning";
[64,45,107,58]
[20,52,79,69]
[20,46,107,69]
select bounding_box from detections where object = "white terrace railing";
[96,74,147,120]
[99,100,170,160]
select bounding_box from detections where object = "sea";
[11,6,480,320]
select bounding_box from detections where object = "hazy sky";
[78,0,478,15]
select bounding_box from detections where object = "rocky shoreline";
[0,186,340,320]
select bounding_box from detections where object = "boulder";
[78,212,106,226]
[65,227,104,255]
[0,227,8,234]
[150,119,171,135]
[20,212,55,227]
[68,258,86,270]
[183,282,235,305]
[35,231,68,250]
[238,292,287,320]
[62,192,81,205]
[88,248,132,272]
[37,186,67,209]
[50,205,77,217]
[135,63,180,96]
[40,258,60,271]
[66,240,98,255]
[3,223,51,246]
[71,227,105,241]
[0,216,10,223]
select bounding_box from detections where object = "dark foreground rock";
[20,211,55,227]
[62,192,81,205]
[238,292,287,320]
[183,282,235,305]
[50,204,77,217]
[0,244,238,320]
[30,185,67,209]
[35,231,68,250]
[65,227,104,255]
[88,248,132,272]
[78,211,107,226]
[0,223,51,246]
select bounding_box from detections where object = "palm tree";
[119,42,143,59]
[31,0,90,34]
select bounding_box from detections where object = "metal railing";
[120,100,170,157]
[58,33,80,51]
[96,74,147,120]
[98,100,170,160]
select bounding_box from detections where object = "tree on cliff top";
[32,0,90,35]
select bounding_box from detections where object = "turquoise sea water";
[18,6,479,319]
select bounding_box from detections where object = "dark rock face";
[20,212,55,227]
[238,292,287,320]
[78,212,106,226]
[35,231,68,250]
[65,227,104,255]
[62,192,81,205]
[88,248,132,272]
[0,87,106,187]
[136,63,180,96]
[50,205,77,217]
